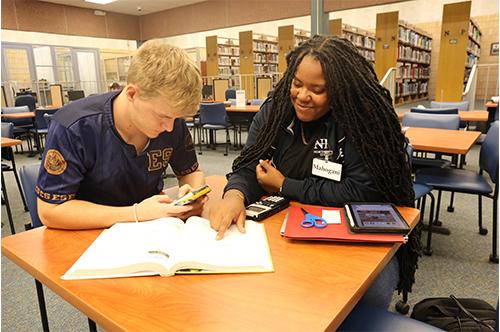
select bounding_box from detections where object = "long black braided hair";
[233,35,420,294]
[233,35,414,206]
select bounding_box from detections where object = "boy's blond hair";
[127,39,202,116]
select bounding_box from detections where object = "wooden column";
[435,1,471,102]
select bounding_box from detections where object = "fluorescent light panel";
[85,0,117,4]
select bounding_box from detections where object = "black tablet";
[344,203,410,234]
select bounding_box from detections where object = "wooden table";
[226,105,260,148]
[1,111,35,119]
[404,127,481,155]
[226,105,260,113]
[1,137,23,234]
[397,110,488,122]
[2,176,420,332]
[1,111,41,157]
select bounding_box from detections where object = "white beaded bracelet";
[133,203,139,223]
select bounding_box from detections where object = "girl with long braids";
[208,35,419,309]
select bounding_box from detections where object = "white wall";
[160,16,311,54]
[1,29,137,50]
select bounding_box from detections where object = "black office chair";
[198,103,233,156]
[15,94,36,112]
[337,303,442,331]
[68,90,85,101]
[415,121,499,263]
[30,108,59,151]
[2,105,34,153]
[19,164,99,332]
[403,112,460,170]
[1,122,28,213]
[225,88,236,101]
[202,85,213,99]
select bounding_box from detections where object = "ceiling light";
[85,0,117,5]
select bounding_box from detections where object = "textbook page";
[62,218,184,280]
[170,217,274,273]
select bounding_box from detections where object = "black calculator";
[246,196,290,221]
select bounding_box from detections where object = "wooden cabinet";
[329,19,375,64]
[278,25,310,73]
[435,1,480,102]
[375,11,432,106]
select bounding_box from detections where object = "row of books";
[218,46,239,56]
[469,23,482,43]
[344,33,375,50]
[397,63,430,80]
[466,54,478,68]
[359,49,375,61]
[254,52,278,63]
[253,42,278,53]
[398,46,431,64]
[218,56,240,66]
[467,39,481,56]
[395,81,428,97]
[398,27,432,50]
[254,63,278,74]
[218,67,240,76]
[294,33,310,48]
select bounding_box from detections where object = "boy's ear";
[124,84,139,101]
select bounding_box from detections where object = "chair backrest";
[1,105,33,127]
[43,112,56,128]
[410,107,458,115]
[68,90,85,101]
[479,121,499,183]
[402,112,460,130]
[15,94,36,112]
[19,164,43,228]
[36,108,60,130]
[1,122,14,138]
[250,99,264,106]
[430,100,469,112]
[199,102,229,126]
[225,88,236,100]
[202,85,213,99]
[1,122,15,161]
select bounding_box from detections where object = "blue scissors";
[300,208,328,228]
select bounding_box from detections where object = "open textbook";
[62,217,274,280]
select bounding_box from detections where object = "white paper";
[236,90,246,107]
[322,210,341,224]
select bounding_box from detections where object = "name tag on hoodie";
[312,158,342,181]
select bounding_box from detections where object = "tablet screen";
[350,204,406,229]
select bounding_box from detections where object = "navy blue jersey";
[36,91,198,206]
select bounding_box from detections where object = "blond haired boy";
[37,40,206,229]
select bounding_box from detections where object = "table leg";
[1,172,16,234]
[88,318,97,332]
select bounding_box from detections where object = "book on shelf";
[62,217,274,280]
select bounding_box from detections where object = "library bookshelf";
[206,36,240,88]
[375,11,433,106]
[278,25,310,73]
[395,20,432,106]
[239,31,279,99]
[329,19,376,64]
